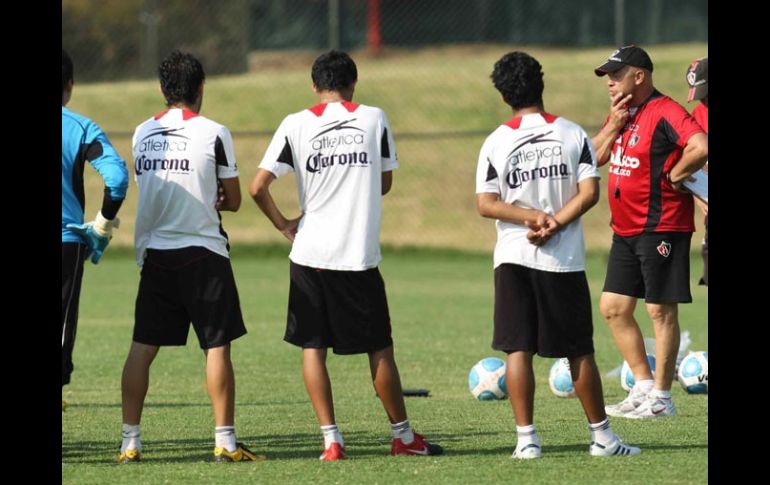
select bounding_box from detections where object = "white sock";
[589,418,615,445]
[215,426,237,452]
[649,389,672,399]
[634,379,654,394]
[321,424,344,449]
[515,424,540,450]
[391,419,414,445]
[121,424,141,452]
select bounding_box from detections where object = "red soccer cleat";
[391,432,443,456]
[319,442,346,461]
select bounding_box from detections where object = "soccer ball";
[620,353,656,392]
[548,358,576,398]
[678,351,708,394]
[468,357,507,400]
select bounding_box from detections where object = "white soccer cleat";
[511,443,542,459]
[605,386,648,417]
[589,437,641,457]
[626,397,677,419]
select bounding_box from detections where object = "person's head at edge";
[63,49,74,106]
[686,57,708,107]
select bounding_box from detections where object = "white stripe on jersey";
[475,112,599,272]
[260,102,398,271]
[132,108,239,266]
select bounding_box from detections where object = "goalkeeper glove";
[65,211,120,264]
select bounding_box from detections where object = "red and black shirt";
[692,103,708,134]
[605,90,704,236]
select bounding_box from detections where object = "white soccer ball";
[620,353,656,392]
[468,357,507,400]
[678,351,708,394]
[548,358,576,398]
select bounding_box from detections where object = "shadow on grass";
[62,433,708,465]
[62,430,511,464]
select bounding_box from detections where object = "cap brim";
[594,61,625,76]
[687,84,707,102]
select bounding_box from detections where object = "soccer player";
[250,50,443,461]
[592,45,708,418]
[476,51,641,459]
[62,49,128,401]
[685,57,708,286]
[117,51,262,463]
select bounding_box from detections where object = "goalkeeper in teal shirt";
[62,49,128,393]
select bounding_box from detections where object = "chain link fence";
[64,0,708,251]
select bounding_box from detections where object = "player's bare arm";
[667,132,708,191]
[477,192,551,226]
[554,177,600,229]
[249,168,302,241]
[592,92,632,166]
[216,177,241,212]
[382,170,393,195]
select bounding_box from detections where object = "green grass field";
[68,43,708,251]
[62,248,707,484]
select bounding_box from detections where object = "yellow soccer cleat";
[117,448,141,463]
[214,442,266,462]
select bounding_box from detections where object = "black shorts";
[603,232,692,303]
[492,263,594,358]
[134,247,247,349]
[62,242,88,386]
[286,261,393,355]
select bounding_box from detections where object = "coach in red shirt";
[591,45,708,419]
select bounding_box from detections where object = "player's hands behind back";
[525,212,560,247]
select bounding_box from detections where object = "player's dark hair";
[311,50,358,92]
[158,50,206,107]
[491,52,544,110]
[63,49,73,93]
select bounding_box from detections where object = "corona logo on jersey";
[306,151,370,174]
[134,154,191,175]
[134,127,192,176]
[306,118,369,174]
[506,163,570,189]
[503,132,568,188]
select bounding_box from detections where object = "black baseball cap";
[594,45,654,76]
[686,57,708,102]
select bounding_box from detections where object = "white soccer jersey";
[260,101,398,271]
[132,108,239,266]
[476,112,600,272]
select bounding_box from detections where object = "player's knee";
[599,297,631,322]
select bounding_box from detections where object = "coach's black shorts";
[492,263,594,358]
[134,246,246,349]
[603,232,692,303]
[286,261,393,355]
